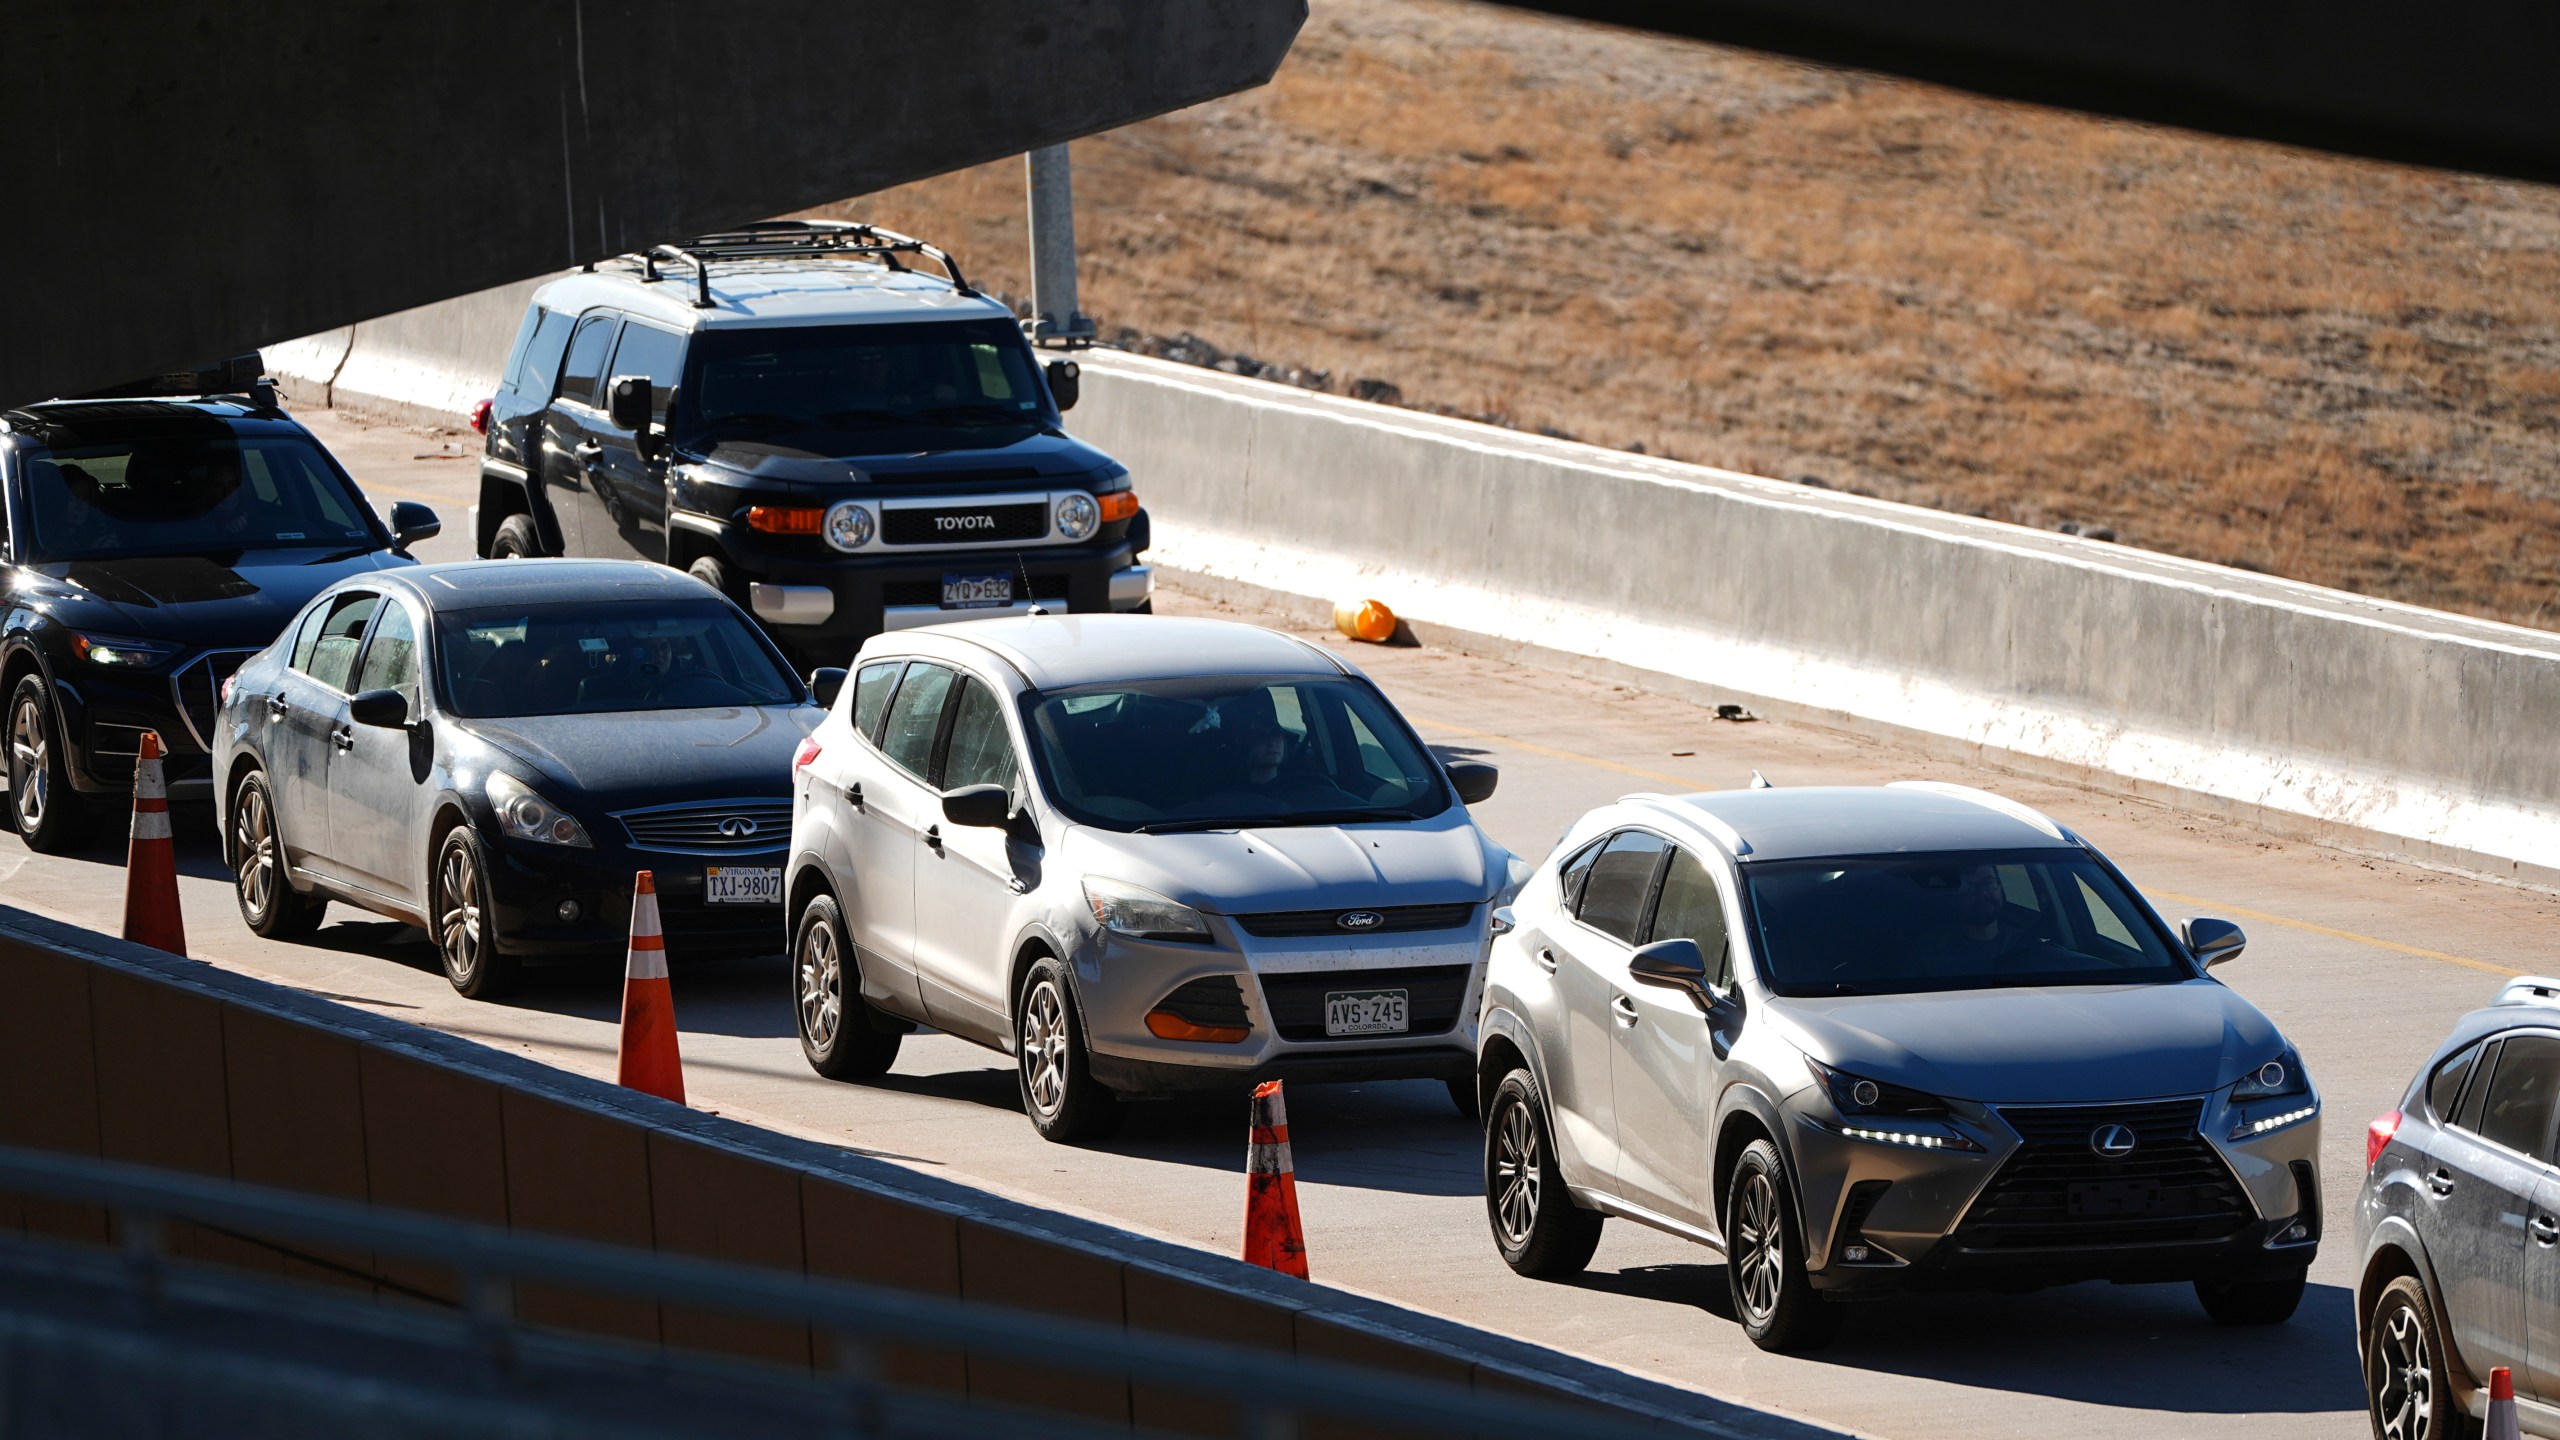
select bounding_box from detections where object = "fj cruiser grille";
[882,502,1048,546]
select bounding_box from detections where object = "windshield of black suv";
[435,600,799,718]
[1025,675,1452,833]
[678,318,1051,453]
[1744,848,2192,996]
[18,431,381,562]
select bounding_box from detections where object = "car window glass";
[1648,850,1733,988]
[2429,1042,2482,1122]
[879,663,956,781]
[1557,839,1603,911]
[353,603,419,703]
[940,678,1019,795]
[431,599,794,718]
[2458,1040,2502,1133]
[288,601,330,673]
[508,308,574,396]
[1576,831,1667,945]
[556,315,618,406]
[20,435,376,562]
[850,660,903,740]
[2475,1035,2560,1158]
[296,592,380,693]
[608,322,688,419]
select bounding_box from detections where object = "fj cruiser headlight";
[486,772,593,848]
[823,501,875,552]
[1054,492,1100,542]
[1082,877,1210,941]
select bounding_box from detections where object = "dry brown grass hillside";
[819,0,2560,629]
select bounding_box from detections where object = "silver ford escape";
[1476,782,2321,1351]
[786,614,1517,1143]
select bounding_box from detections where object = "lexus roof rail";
[599,219,977,309]
[1885,780,2070,841]
[1620,792,1753,858]
[2495,976,2560,1008]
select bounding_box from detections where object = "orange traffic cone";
[122,731,186,956]
[2488,1367,2521,1440]
[1243,1079,1309,1279]
[614,871,685,1103]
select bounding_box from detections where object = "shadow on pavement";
[1100,1079,1486,1197]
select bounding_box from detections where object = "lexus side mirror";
[348,688,410,729]
[942,783,1012,829]
[1489,905,1517,937]
[1448,760,1499,806]
[1045,358,1080,412]
[388,500,441,548]
[606,373,653,433]
[2185,916,2247,968]
[806,667,847,709]
[1628,937,1731,1016]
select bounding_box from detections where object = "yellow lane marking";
[1409,714,2520,978]
[360,481,469,505]
[2148,891,2521,977]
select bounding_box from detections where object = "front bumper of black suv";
[731,534,1152,670]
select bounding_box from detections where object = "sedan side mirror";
[942,783,1012,829]
[348,688,411,729]
[2184,917,2247,968]
[389,500,441,548]
[1628,937,1732,1016]
[1045,358,1081,412]
[1447,760,1499,806]
[806,667,847,709]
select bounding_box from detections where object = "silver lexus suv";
[1477,782,2321,1351]
[785,614,1518,1143]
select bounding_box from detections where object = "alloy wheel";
[234,785,276,918]
[9,697,47,829]
[1020,978,1070,1118]
[1733,1170,1785,1324]
[438,842,482,977]
[1491,1095,1542,1248]
[798,919,842,1051]
[2372,1302,2432,1440]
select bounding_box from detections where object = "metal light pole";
[1025,145,1096,348]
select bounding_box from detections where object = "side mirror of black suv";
[607,374,663,458]
[1045,358,1080,412]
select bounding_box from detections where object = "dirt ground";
[821,0,2560,631]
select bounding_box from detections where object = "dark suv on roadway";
[0,360,436,850]
[472,221,1153,674]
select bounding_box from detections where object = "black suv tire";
[7,674,94,853]
[491,514,544,559]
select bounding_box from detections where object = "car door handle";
[842,781,864,811]
[1610,994,1640,1027]
[264,694,288,719]
[573,440,603,461]
[2427,1169,2456,1197]
[329,725,354,752]
[2535,1215,2560,1246]
[923,824,944,854]
[1533,947,1558,974]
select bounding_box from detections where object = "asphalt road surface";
[9,408,2558,1439]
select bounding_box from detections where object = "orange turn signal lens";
[748,506,826,535]
[1145,1010,1249,1044]
[1098,490,1140,524]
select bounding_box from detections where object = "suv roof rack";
[606,220,978,309]
[2495,976,2560,1008]
[72,352,277,407]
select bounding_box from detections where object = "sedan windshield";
[19,434,380,562]
[679,319,1051,454]
[1745,849,2192,997]
[1026,675,1450,832]
[435,600,798,718]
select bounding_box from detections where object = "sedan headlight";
[1805,1057,1983,1151]
[486,771,593,848]
[2229,1046,2316,1138]
[823,501,875,553]
[1082,876,1210,941]
[72,632,182,669]
[1054,492,1100,542]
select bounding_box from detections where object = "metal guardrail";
[0,1144,1671,1440]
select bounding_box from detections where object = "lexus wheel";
[231,771,325,938]
[794,892,901,1080]
[1726,1139,1841,1352]
[1484,1067,1602,1277]
[433,827,520,999]
[1015,956,1120,1144]
[7,675,93,853]
[2367,1275,2471,1440]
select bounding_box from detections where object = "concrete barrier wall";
[262,285,2560,887]
[0,907,1814,1439]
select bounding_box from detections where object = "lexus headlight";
[72,632,181,669]
[1082,877,1210,942]
[1054,492,1100,542]
[2229,1047,2316,1138]
[1805,1057,1984,1150]
[823,501,875,553]
[486,771,592,848]
[2231,1048,2309,1103]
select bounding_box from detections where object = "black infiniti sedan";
[1,376,438,850]
[212,559,830,997]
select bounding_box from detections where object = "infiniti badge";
[2089,1123,2138,1159]
[1336,910,1385,932]
[718,816,759,839]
